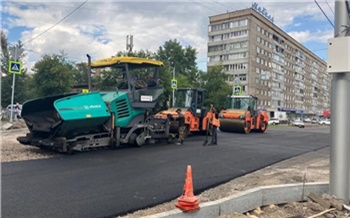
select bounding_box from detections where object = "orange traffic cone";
[175,165,200,212]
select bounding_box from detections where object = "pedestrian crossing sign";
[233,85,242,95]
[171,79,177,89]
[8,61,22,74]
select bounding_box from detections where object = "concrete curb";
[142,182,329,218]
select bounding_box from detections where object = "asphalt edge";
[142,182,329,218]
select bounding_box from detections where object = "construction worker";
[208,104,220,145]
[176,108,186,145]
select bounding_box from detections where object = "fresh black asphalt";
[2,126,330,218]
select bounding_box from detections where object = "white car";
[319,119,331,125]
[268,118,280,125]
[304,118,311,123]
[292,120,305,128]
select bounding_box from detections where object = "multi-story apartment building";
[207,7,331,117]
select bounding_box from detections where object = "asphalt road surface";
[2,126,330,218]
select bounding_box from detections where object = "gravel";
[1,121,61,163]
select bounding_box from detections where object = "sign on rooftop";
[252,2,274,23]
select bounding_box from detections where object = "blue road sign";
[171,79,177,89]
[8,61,22,74]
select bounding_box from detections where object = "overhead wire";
[314,0,334,28]
[22,0,88,45]
[188,0,223,14]
[324,0,334,15]
[210,0,232,11]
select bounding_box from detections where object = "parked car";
[303,118,311,123]
[292,120,305,128]
[268,118,280,125]
[318,119,331,125]
[311,118,318,124]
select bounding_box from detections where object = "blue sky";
[1,0,335,72]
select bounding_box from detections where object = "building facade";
[207,8,331,117]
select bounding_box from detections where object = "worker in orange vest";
[208,104,220,146]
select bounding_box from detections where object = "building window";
[239,74,247,81]
[256,67,260,74]
[230,30,248,38]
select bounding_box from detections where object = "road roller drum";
[219,119,249,133]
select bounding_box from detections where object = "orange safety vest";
[208,111,220,127]
[211,114,220,127]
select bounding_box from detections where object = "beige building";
[207,8,331,117]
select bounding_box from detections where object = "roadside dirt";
[1,123,346,218]
[1,121,61,162]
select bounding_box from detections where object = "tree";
[93,68,121,91]
[32,52,75,97]
[72,62,89,86]
[156,39,198,87]
[202,65,231,110]
[155,39,201,108]
[1,31,29,107]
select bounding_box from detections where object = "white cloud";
[1,0,335,72]
[287,30,333,43]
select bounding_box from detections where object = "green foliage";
[1,30,10,75]
[202,65,231,111]
[32,52,75,97]
[1,31,29,107]
[72,62,89,85]
[94,68,121,91]
[116,49,156,59]
[155,39,200,105]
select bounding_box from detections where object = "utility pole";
[9,46,18,122]
[329,0,350,202]
[172,67,175,107]
[126,35,133,55]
